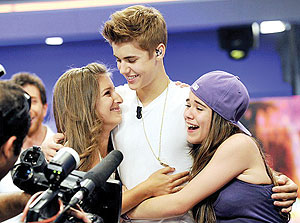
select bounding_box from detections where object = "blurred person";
[128,71,290,222]
[0,81,31,221]
[10,72,54,149]
[241,102,300,191]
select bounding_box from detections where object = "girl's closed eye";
[103,90,111,96]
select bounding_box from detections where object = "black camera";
[11,146,122,223]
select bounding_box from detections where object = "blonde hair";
[53,62,111,171]
[102,5,167,56]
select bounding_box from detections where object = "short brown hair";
[102,5,167,55]
[11,72,47,105]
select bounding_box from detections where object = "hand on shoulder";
[175,81,190,88]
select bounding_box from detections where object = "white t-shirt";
[0,125,55,222]
[112,81,194,223]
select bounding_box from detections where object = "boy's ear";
[42,103,48,119]
[1,136,17,159]
[154,43,166,59]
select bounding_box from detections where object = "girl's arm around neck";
[128,134,261,219]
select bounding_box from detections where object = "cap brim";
[237,121,252,136]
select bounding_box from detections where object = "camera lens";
[13,164,33,180]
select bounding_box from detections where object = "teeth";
[187,124,199,130]
[127,75,138,80]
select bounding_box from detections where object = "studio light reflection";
[45,37,64,45]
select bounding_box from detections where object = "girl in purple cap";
[128,70,290,222]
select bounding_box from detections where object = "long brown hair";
[53,62,111,171]
[189,111,284,222]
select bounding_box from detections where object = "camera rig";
[11,146,122,223]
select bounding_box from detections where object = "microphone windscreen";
[83,150,123,187]
[52,147,80,168]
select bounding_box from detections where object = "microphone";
[0,64,6,77]
[68,150,123,207]
[45,147,80,187]
[136,106,142,119]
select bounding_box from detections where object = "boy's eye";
[185,104,191,108]
[128,58,136,63]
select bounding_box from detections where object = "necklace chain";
[137,81,170,167]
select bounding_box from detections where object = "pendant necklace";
[137,80,170,167]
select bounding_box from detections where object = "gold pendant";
[160,162,169,167]
[159,159,169,167]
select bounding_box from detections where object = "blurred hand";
[272,174,298,213]
[144,167,190,197]
[41,133,64,161]
[68,205,92,223]
[175,81,190,88]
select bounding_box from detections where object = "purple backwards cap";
[191,70,251,136]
